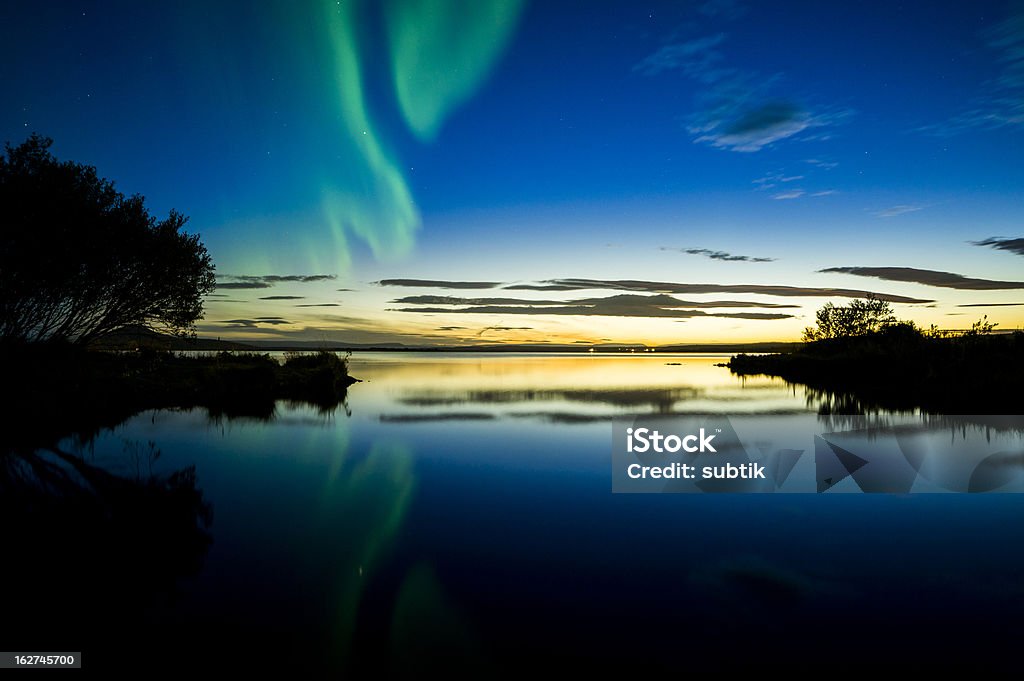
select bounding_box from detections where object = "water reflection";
[350,353,806,420]
[0,441,212,658]
[7,352,1024,671]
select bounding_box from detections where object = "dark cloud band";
[972,237,1024,257]
[390,293,797,309]
[820,266,1024,290]
[519,278,930,303]
[378,279,502,289]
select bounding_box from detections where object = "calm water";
[30,354,1024,671]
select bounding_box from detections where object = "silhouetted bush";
[730,326,1024,413]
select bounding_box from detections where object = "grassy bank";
[7,343,358,450]
[728,326,1024,413]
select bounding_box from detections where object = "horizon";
[3,1,1023,345]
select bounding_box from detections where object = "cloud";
[259,295,305,300]
[973,236,1024,256]
[805,158,838,169]
[478,326,533,335]
[923,7,1024,134]
[666,247,775,263]
[810,190,837,197]
[336,288,356,292]
[381,276,931,303]
[216,282,273,290]
[392,307,793,320]
[633,33,730,80]
[708,102,808,146]
[216,274,337,290]
[392,293,794,320]
[295,303,341,307]
[219,318,293,327]
[772,190,805,200]
[391,295,551,305]
[436,326,468,331]
[820,266,1024,290]
[393,293,797,309]
[506,278,931,303]
[692,100,848,153]
[220,274,336,284]
[636,12,850,154]
[698,0,747,20]
[874,205,923,218]
[378,278,502,289]
[753,171,816,193]
[958,302,1024,307]
[265,275,335,283]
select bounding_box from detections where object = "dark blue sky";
[3,1,1022,344]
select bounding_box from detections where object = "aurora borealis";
[3,0,1023,345]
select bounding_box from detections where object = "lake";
[14,353,1024,672]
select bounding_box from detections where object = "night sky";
[3,0,1023,345]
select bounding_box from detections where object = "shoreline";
[7,345,358,451]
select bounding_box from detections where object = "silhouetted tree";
[0,134,215,344]
[802,296,897,341]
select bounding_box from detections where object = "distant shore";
[93,327,801,354]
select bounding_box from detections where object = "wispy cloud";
[922,7,1024,134]
[805,159,838,169]
[259,295,305,300]
[958,302,1024,307]
[755,169,834,198]
[665,247,775,262]
[972,236,1024,256]
[478,325,533,336]
[295,303,341,307]
[698,0,747,20]
[378,278,502,289]
[636,16,851,154]
[772,189,805,200]
[633,33,729,79]
[874,205,923,218]
[820,266,1024,290]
